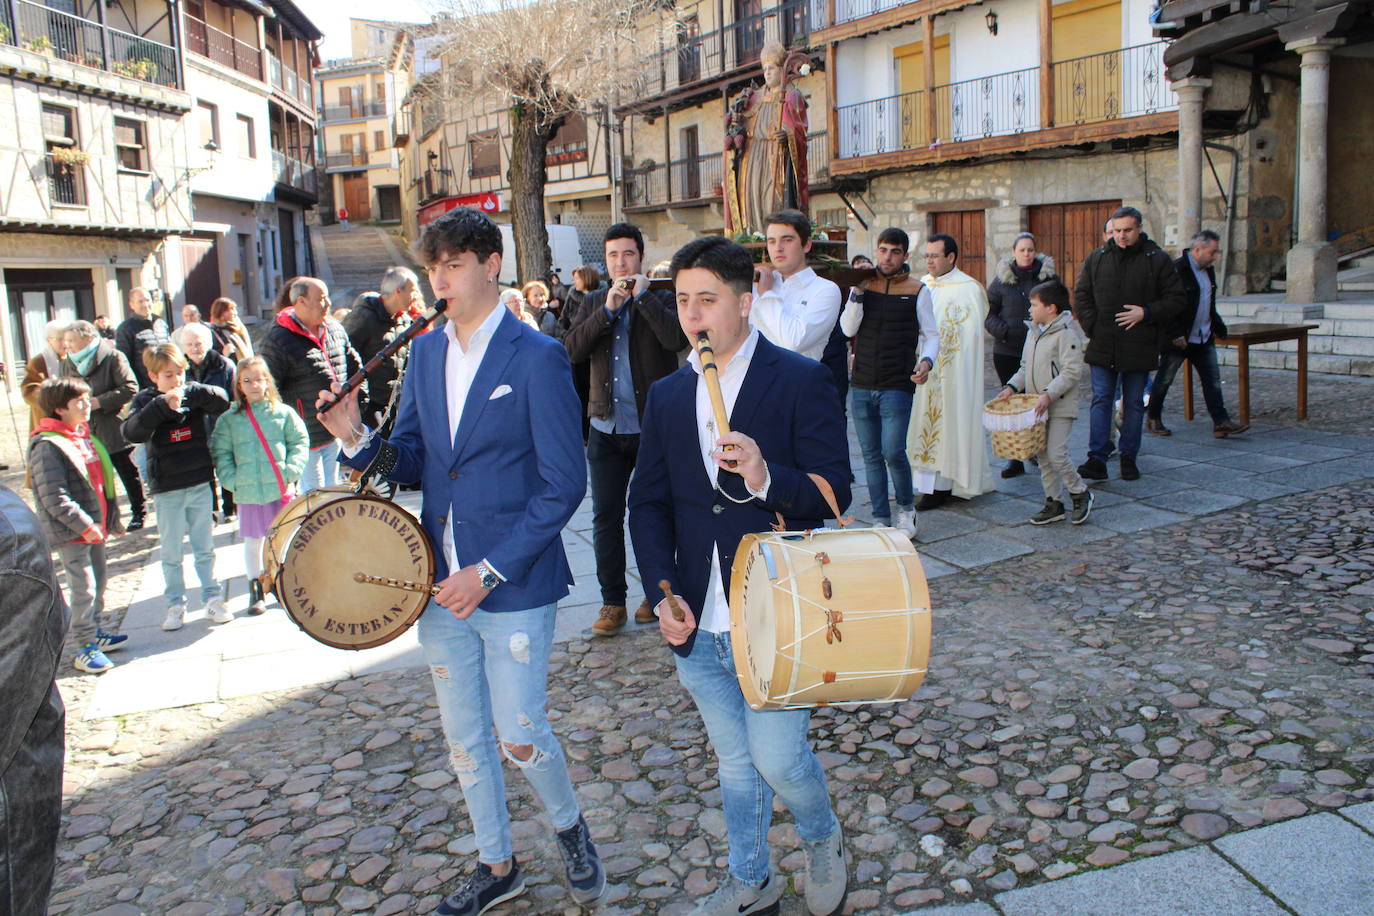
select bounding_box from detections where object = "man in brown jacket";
[565,223,686,635]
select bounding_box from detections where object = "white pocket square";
[489,384,513,400]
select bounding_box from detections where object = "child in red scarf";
[26,377,127,674]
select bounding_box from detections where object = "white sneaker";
[204,597,233,624]
[895,507,917,538]
[162,604,186,631]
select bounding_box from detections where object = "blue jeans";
[675,631,838,885]
[300,440,341,493]
[153,484,217,605]
[849,387,914,520]
[1148,342,1230,425]
[1088,366,1149,462]
[417,600,581,866]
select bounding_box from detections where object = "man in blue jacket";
[318,207,603,916]
[628,236,852,916]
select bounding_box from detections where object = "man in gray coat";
[0,483,68,915]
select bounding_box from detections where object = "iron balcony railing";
[624,152,723,208]
[8,0,178,88]
[324,151,370,169]
[632,0,810,102]
[322,102,387,122]
[1053,42,1176,125]
[46,154,86,206]
[806,129,829,180]
[835,41,1177,159]
[185,17,262,81]
[830,0,911,27]
[267,52,312,106]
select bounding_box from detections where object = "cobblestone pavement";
[9,363,1372,915]
[50,481,1374,914]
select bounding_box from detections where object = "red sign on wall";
[418,193,502,226]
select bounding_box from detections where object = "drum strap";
[246,405,289,501]
[772,473,854,532]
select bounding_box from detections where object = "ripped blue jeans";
[416,600,580,866]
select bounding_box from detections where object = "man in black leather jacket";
[0,483,68,914]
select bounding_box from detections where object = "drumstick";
[657,580,686,622]
[694,331,737,468]
[354,571,441,596]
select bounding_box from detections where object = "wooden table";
[1183,323,1319,425]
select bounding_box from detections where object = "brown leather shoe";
[1145,417,1172,436]
[591,605,627,636]
[1213,420,1250,438]
[633,600,656,624]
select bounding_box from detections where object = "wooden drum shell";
[729,527,932,710]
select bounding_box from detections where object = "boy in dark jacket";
[122,344,231,632]
[26,377,126,674]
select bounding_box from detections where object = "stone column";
[1285,37,1342,303]
[1173,77,1211,244]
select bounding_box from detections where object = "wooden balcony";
[3,0,178,88]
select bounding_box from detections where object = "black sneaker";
[437,861,526,916]
[555,814,606,904]
[126,512,145,532]
[1029,498,1066,526]
[1077,457,1107,481]
[1120,456,1140,481]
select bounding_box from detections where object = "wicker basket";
[983,394,1047,460]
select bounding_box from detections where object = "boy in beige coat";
[995,281,1093,525]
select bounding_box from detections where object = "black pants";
[993,352,1021,387]
[109,447,145,517]
[587,427,639,606]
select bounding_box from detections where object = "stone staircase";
[310,223,432,309]
[1215,295,1374,376]
[1272,252,1374,295]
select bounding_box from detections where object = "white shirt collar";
[780,266,818,289]
[688,328,761,379]
[443,302,507,353]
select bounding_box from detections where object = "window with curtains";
[114,117,148,171]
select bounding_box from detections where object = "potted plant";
[25,36,55,56]
[50,146,89,170]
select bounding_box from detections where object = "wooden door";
[681,126,700,199]
[932,210,986,285]
[181,237,221,312]
[1028,199,1121,296]
[893,37,950,147]
[735,0,763,67]
[1051,0,1122,125]
[279,210,298,278]
[342,173,371,220]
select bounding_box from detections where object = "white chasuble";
[908,268,996,499]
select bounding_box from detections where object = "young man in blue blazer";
[628,236,852,916]
[317,207,603,916]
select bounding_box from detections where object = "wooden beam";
[1039,0,1053,129]
[923,16,937,142]
[830,111,1178,176]
[826,39,838,168]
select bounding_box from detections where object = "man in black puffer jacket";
[343,266,418,428]
[1073,207,1185,482]
[0,484,68,916]
[259,277,365,492]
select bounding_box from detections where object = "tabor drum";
[261,486,357,588]
[729,527,931,710]
[267,491,436,650]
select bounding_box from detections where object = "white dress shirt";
[1187,253,1214,344]
[749,266,842,361]
[687,328,769,634]
[344,302,508,579]
[839,283,940,368]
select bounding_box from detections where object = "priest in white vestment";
[908,234,996,508]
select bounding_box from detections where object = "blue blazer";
[628,335,851,656]
[342,306,586,612]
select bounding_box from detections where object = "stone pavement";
[27,364,1374,914]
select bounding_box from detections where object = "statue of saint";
[723,42,811,235]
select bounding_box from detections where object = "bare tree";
[428,0,658,282]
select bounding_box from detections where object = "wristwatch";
[475,560,500,591]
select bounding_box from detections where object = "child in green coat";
[210,357,309,614]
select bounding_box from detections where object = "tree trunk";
[507,103,558,285]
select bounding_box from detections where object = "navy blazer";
[342,306,586,612]
[628,335,851,657]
